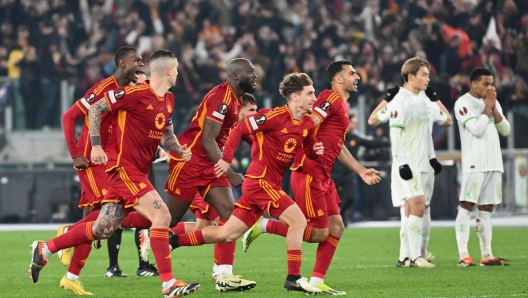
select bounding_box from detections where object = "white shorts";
[391,170,428,207]
[459,171,502,205]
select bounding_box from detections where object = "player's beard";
[239,79,256,93]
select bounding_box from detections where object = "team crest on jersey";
[284,138,297,153]
[255,115,266,125]
[320,102,330,111]
[381,107,387,114]
[459,107,468,116]
[114,89,125,99]
[390,110,398,119]
[218,104,228,114]
[86,93,95,103]
[440,111,443,115]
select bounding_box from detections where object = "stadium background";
[0,0,527,224]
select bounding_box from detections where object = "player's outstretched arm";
[435,100,453,126]
[337,146,381,185]
[161,124,191,161]
[368,100,388,126]
[88,99,110,165]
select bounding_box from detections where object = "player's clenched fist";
[214,159,230,178]
[313,142,324,155]
[178,144,192,162]
[91,145,108,165]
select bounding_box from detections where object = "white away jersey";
[454,92,504,174]
[389,88,431,172]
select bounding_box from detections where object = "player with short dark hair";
[29,49,200,298]
[58,46,144,294]
[167,72,324,295]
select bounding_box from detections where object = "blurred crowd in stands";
[1,0,527,148]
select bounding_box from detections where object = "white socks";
[42,242,52,258]
[309,277,323,286]
[259,218,269,233]
[66,272,79,280]
[455,208,472,259]
[216,265,233,280]
[399,208,410,261]
[476,210,493,259]
[162,278,176,290]
[421,207,431,257]
[407,215,423,260]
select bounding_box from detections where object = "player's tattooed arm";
[88,99,110,140]
[161,124,182,153]
[93,202,126,239]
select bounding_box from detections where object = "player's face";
[123,51,144,83]
[410,66,430,91]
[472,75,494,99]
[238,103,257,123]
[298,85,317,113]
[340,65,360,93]
[238,65,258,93]
[169,59,179,87]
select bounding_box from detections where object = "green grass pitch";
[1,227,527,297]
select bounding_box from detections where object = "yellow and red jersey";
[169,82,242,166]
[103,80,175,174]
[223,105,318,186]
[291,89,349,179]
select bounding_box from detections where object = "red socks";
[67,242,92,276]
[312,234,340,278]
[214,219,235,266]
[287,249,302,276]
[47,222,96,253]
[150,228,173,282]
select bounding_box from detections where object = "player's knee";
[329,220,345,237]
[152,212,172,227]
[310,229,329,243]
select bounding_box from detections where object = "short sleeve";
[204,90,230,125]
[312,97,339,123]
[104,86,139,111]
[454,98,477,127]
[76,83,113,115]
[388,98,406,128]
[428,102,448,125]
[376,102,393,124]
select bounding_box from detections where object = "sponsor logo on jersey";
[459,107,468,116]
[390,110,398,119]
[255,115,266,125]
[320,102,330,111]
[147,104,153,110]
[218,104,228,114]
[115,89,125,99]
[381,107,387,114]
[284,138,297,153]
[155,113,166,130]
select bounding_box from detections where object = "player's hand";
[425,86,439,101]
[178,144,191,162]
[73,156,89,170]
[359,168,382,185]
[313,142,324,156]
[91,146,108,165]
[484,87,497,109]
[384,86,399,102]
[158,148,169,163]
[226,172,244,188]
[429,158,442,175]
[214,159,230,178]
[399,164,413,180]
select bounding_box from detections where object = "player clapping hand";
[359,168,382,185]
[313,142,324,155]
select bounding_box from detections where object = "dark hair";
[469,67,493,82]
[326,60,352,82]
[149,49,177,62]
[279,73,313,99]
[114,46,137,66]
[242,93,256,107]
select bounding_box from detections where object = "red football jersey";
[291,90,349,179]
[222,105,318,186]
[169,82,242,166]
[63,76,119,161]
[102,81,175,174]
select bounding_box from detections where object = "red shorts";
[232,178,295,228]
[77,165,108,208]
[189,193,219,220]
[164,160,230,202]
[291,170,341,229]
[101,167,155,209]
